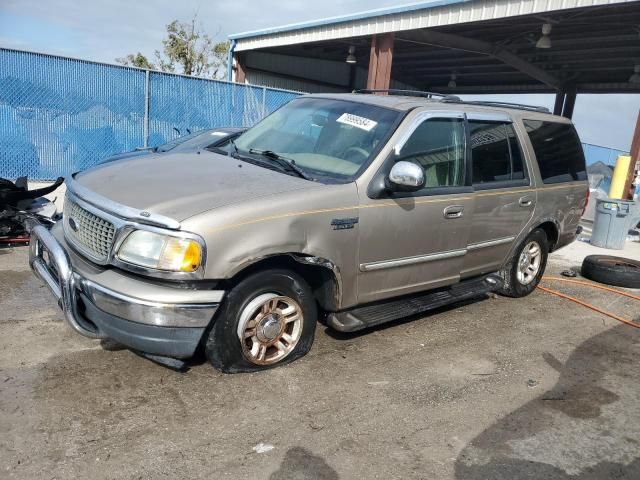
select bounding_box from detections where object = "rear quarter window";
[523,120,586,184]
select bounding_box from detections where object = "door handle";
[519,196,534,207]
[443,205,464,219]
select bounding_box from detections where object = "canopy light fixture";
[346,46,356,64]
[448,73,457,88]
[536,23,552,49]
[630,65,640,84]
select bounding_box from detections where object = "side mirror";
[388,161,425,191]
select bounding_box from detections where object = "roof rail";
[352,90,549,113]
[353,89,461,102]
[443,99,550,114]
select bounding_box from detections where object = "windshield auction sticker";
[336,113,378,131]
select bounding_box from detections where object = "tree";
[115,52,155,70]
[116,15,229,79]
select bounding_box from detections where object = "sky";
[0,0,638,152]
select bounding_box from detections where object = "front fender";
[182,183,361,308]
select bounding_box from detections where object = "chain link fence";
[0,48,300,180]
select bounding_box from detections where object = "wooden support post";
[553,92,565,116]
[367,33,394,91]
[235,53,246,83]
[622,110,640,200]
[562,89,577,119]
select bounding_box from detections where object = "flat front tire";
[501,228,549,297]
[205,269,317,373]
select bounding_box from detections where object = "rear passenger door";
[461,113,535,278]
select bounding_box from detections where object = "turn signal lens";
[160,237,202,272]
[117,230,203,273]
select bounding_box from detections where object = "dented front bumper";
[27,221,223,358]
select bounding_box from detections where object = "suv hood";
[75,151,314,221]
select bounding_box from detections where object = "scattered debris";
[252,443,275,454]
[527,379,539,388]
[561,270,577,278]
[367,381,390,386]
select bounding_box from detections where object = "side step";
[327,274,503,332]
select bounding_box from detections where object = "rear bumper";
[27,221,223,358]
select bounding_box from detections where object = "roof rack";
[353,89,461,102]
[442,99,550,114]
[352,89,550,113]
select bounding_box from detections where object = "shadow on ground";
[455,325,640,479]
[269,447,339,480]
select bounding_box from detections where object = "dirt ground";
[1,244,639,480]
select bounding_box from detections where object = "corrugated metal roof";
[230,0,469,40]
[231,0,636,51]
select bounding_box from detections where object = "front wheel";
[500,228,549,297]
[205,269,317,373]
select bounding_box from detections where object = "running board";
[327,274,503,332]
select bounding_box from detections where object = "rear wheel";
[500,228,549,297]
[205,269,317,373]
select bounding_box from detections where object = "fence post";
[143,69,150,148]
[262,86,267,118]
[231,81,236,126]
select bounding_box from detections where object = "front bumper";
[28,222,223,358]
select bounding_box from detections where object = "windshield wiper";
[248,149,313,181]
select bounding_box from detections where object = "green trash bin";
[591,198,638,250]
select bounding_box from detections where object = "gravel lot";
[1,244,639,479]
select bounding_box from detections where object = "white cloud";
[1,0,396,62]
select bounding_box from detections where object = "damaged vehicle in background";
[99,127,247,164]
[27,91,588,373]
[1,177,63,247]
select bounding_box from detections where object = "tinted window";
[523,120,586,184]
[470,121,525,184]
[397,117,466,188]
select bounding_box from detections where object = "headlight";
[116,230,203,272]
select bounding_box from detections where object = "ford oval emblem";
[68,217,79,232]
[140,211,151,218]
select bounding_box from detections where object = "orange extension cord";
[537,276,640,329]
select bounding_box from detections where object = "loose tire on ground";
[581,255,640,289]
[500,228,550,298]
[205,269,317,373]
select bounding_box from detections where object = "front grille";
[63,196,116,262]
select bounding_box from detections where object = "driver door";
[357,111,474,304]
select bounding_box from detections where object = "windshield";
[234,97,401,181]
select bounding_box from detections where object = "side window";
[523,120,586,184]
[397,117,466,188]
[469,121,526,184]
